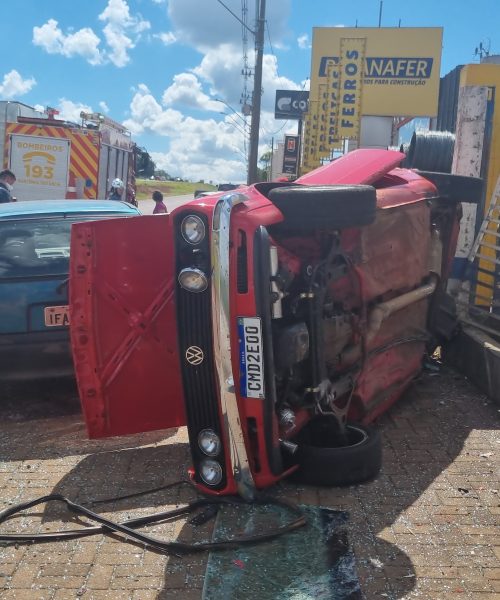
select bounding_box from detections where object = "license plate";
[238,317,264,399]
[44,305,70,327]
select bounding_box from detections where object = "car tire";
[416,171,483,204]
[268,185,377,231]
[407,131,455,173]
[290,418,382,486]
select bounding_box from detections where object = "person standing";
[152,190,167,214]
[0,169,16,203]
[108,178,125,201]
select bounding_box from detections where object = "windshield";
[0,215,121,279]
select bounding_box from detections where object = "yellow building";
[459,63,500,218]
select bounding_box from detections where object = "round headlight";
[198,429,221,457]
[199,459,223,486]
[181,215,205,244]
[178,268,208,293]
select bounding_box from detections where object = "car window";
[0,215,124,278]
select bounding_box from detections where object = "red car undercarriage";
[69,149,480,499]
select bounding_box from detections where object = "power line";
[265,21,275,65]
[215,0,254,34]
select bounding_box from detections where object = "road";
[1,367,499,598]
[137,193,195,215]
[1,191,499,597]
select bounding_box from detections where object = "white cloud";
[98,0,150,67]
[98,0,149,32]
[167,0,291,52]
[155,31,177,45]
[33,1,150,68]
[101,23,135,67]
[32,19,64,53]
[162,73,220,110]
[124,85,248,182]
[33,19,103,65]
[192,44,246,102]
[297,34,310,49]
[0,70,36,98]
[99,101,110,113]
[56,99,93,123]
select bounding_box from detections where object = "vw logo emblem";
[186,345,204,366]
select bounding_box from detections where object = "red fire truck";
[1,102,135,201]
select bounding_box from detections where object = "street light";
[220,113,249,138]
[215,98,248,124]
[232,146,248,162]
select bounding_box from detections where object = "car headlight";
[198,429,221,457]
[181,215,205,244]
[178,268,208,292]
[199,459,223,486]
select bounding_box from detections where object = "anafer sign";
[310,27,442,117]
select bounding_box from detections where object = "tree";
[136,147,155,179]
[256,167,268,182]
[259,150,272,182]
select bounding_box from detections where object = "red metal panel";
[70,215,186,438]
[295,148,405,186]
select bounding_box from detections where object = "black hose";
[407,131,455,173]
[0,485,307,554]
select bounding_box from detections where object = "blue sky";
[0,0,497,183]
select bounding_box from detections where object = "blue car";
[0,200,141,382]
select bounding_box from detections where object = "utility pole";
[247,0,266,185]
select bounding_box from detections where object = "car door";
[70,214,186,438]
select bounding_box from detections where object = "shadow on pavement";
[0,378,81,421]
[2,366,498,598]
[273,367,499,599]
[0,378,175,461]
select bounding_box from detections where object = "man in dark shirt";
[0,169,16,203]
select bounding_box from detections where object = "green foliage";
[135,178,216,200]
[259,151,272,166]
[136,147,156,179]
[256,167,268,182]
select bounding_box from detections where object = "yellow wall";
[460,64,500,217]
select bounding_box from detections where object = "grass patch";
[136,179,216,200]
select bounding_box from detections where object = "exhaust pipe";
[341,227,442,363]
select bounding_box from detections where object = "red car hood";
[69,214,186,438]
[296,148,405,185]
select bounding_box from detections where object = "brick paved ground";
[0,366,499,600]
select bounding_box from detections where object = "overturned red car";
[69,149,481,499]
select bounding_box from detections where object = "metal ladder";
[461,176,500,335]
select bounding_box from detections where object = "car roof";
[0,199,141,219]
